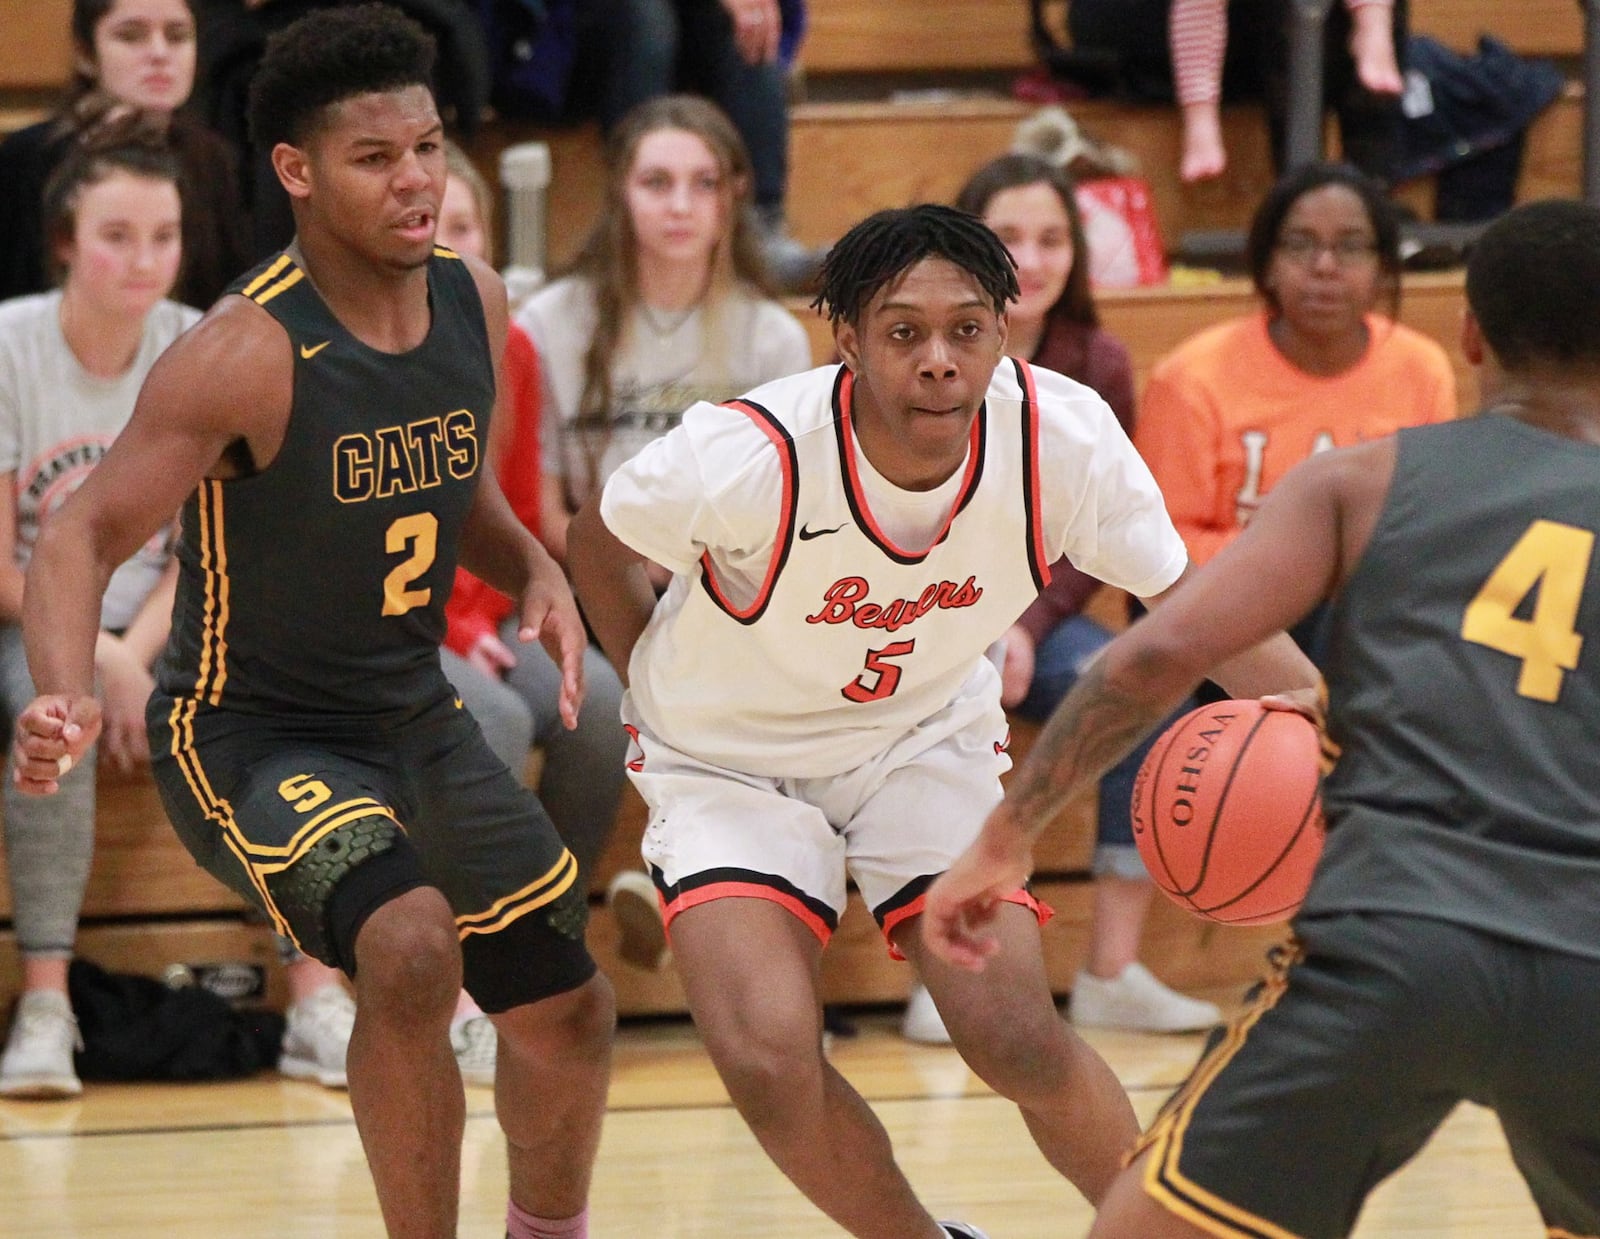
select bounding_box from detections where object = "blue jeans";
[580,0,790,211]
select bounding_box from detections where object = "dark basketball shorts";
[1131,911,1600,1239]
[148,691,595,1013]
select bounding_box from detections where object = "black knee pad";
[460,878,596,1013]
[264,814,426,974]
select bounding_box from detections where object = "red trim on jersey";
[662,880,834,946]
[1015,358,1053,591]
[838,369,984,561]
[623,723,644,773]
[698,398,797,622]
[880,887,1052,960]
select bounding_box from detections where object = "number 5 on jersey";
[1461,518,1593,702]
[843,640,916,703]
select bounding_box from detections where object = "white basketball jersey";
[602,360,1186,778]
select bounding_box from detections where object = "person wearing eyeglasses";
[1060,162,1455,1034]
[1139,161,1454,566]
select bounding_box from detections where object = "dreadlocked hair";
[811,204,1019,326]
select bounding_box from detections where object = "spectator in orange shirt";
[1074,162,1455,1033]
[1138,161,1455,564]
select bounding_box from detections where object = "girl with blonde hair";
[519,93,811,563]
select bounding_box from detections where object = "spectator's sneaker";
[761,230,827,293]
[279,983,357,1088]
[607,870,669,971]
[0,990,82,1099]
[755,206,827,294]
[451,1014,497,1088]
[940,1222,992,1238]
[1069,963,1222,1032]
[900,983,952,1045]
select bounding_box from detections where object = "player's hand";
[922,808,1033,971]
[1260,680,1325,730]
[516,553,587,730]
[999,624,1035,709]
[719,0,781,64]
[96,636,154,773]
[465,632,517,681]
[13,695,102,796]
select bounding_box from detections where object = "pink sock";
[506,1201,587,1239]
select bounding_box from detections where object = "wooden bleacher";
[0,0,1575,1018]
[798,0,1584,75]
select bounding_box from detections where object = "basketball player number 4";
[1461,518,1593,702]
[382,512,438,616]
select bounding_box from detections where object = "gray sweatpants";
[441,630,628,881]
[0,624,96,959]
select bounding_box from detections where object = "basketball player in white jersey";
[568,204,1317,1239]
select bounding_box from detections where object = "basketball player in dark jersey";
[926,198,1600,1239]
[11,8,613,1238]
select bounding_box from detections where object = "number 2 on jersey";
[842,640,916,703]
[1461,518,1593,702]
[383,512,438,616]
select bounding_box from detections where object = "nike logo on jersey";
[300,340,331,359]
[798,522,847,541]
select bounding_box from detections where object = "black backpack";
[67,959,285,1083]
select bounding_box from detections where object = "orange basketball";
[1130,699,1325,926]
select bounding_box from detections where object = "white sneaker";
[1069,962,1222,1033]
[451,1014,497,1088]
[279,984,356,1088]
[0,990,82,1099]
[607,870,669,971]
[900,983,952,1045]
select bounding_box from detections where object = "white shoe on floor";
[279,984,356,1088]
[900,983,952,1045]
[451,1014,497,1088]
[607,870,669,971]
[0,990,82,1099]
[1069,962,1222,1032]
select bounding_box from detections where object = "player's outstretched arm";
[926,445,1382,967]
[19,298,289,793]
[566,496,659,689]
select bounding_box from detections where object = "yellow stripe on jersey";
[207,481,231,704]
[165,696,293,940]
[254,803,402,875]
[456,849,579,939]
[433,245,460,259]
[241,254,293,298]
[194,481,232,706]
[1134,947,1302,1239]
[252,266,305,305]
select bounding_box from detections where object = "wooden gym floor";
[0,1004,1542,1237]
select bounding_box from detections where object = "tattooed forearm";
[1005,658,1185,840]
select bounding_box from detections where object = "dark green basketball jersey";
[1306,413,1600,959]
[157,247,492,718]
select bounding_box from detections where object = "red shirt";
[443,321,542,655]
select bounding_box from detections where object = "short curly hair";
[247,3,437,151]
[1468,199,1600,372]
[811,204,1019,327]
